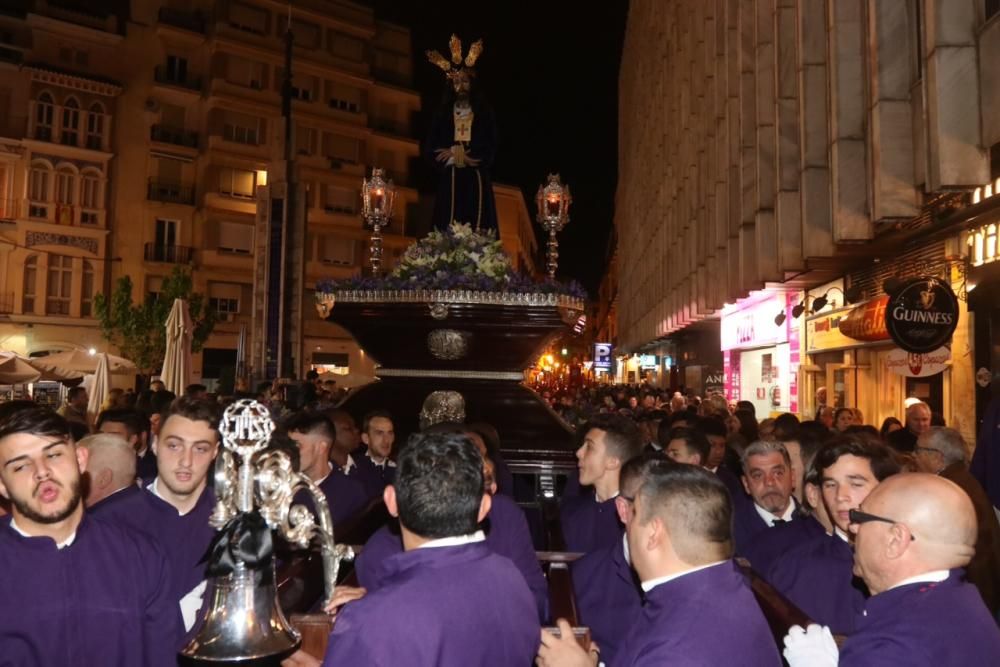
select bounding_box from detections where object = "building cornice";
[24,63,123,97]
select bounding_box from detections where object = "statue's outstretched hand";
[434,148,453,163]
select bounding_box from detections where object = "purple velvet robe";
[732,497,802,558]
[839,571,1000,666]
[88,483,143,514]
[570,536,642,664]
[0,514,182,666]
[350,447,397,501]
[614,561,781,666]
[322,542,539,666]
[559,493,622,554]
[136,448,158,483]
[766,531,866,634]
[354,494,548,620]
[294,468,368,526]
[93,483,217,605]
[741,514,826,575]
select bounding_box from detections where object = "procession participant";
[352,410,397,499]
[732,441,799,556]
[78,432,140,509]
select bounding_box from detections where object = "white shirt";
[754,500,796,527]
[417,530,486,549]
[340,454,357,476]
[366,450,396,469]
[887,569,949,591]
[641,560,729,592]
[9,516,77,549]
[833,527,851,543]
[621,533,631,566]
[595,490,620,504]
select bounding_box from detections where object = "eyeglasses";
[848,509,916,541]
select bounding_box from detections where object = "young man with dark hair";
[95,396,222,631]
[540,463,780,666]
[560,413,643,553]
[695,415,747,505]
[57,385,89,426]
[352,409,397,499]
[0,408,181,665]
[97,408,155,481]
[307,432,539,665]
[664,427,710,466]
[766,435,900,635]
[284,411,367,523]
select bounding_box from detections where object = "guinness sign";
[884,277,959,354]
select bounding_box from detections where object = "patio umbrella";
[162,298,193,395]
[86,352,111,422]
[0,352,42,384]
[41,349,135,375]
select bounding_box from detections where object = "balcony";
[144,243,194,264]
[158,7,205,34]
[147,180,195,205]
[154,66,202,92]
[150,124,199,149]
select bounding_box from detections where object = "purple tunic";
[766,531,866,634]
[322,542,539,666]
[570,537,642,664]
[297,469,368,525]
[840,571,1000,666]
[136,448,158,483]
[350,448,397,501]
[88,483,143,514]
[559,494,622,554]
[741,515,826,575]
[354,495,548,620]
[614,560,781,666]
[732,497,802,558]
[0,514,182,665]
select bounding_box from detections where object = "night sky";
[360,0,629,296]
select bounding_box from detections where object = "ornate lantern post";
[535,174,572,279]
[361,168,396,276]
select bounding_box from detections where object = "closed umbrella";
[319,370,375,389]
[162,298,193,396]
[0,352,42,384]
[41,349,135,375]
[86,352,111,423]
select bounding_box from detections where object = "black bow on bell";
[202,511,274,578]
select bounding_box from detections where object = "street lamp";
[535,174,572,279]
[361,168,396,276]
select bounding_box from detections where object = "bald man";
[784,474,1000,666]
[78,433,141,510]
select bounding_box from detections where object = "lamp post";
[361,168,396,276]
[535,173,572,279]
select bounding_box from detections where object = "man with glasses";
[914,427,1000,615]
[784,473,1000,666]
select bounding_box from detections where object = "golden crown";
[426,34,483,78]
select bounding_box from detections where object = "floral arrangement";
[315,222,587,300]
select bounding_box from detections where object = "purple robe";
[354,494,548,620]
[971,394,1000,510]
[322,542,539,666]
[732,497,800,558]
[559,493,622,554]
[136,448,158,483]
[0,514,182,665]
[350,447,397,501]
[766,531,866,634]
[840,571,1000,666]
[93,483,217,605]
[570,536,642,664]
[88,483,143,514]
[295,469,368,526]
[741,514,826,575]
[614,560,781,666]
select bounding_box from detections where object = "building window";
[295,124,316,156]
[81,260,94,316]
[217,220,254,254]
[291,19,320,48]
[155,218,178,248]
[55,166,76,205]
[165,55,188,83]
[34,92,54,141]
[28,161,51,219]
[229,2,268,35]
[208,282,244,320]
[146,275,164,304]
[22,256,36,313]
[80,169,102,224]
[218,167,257,198]
[46,255,73,315]
[86,103,104,150]
[327,82,361,113]
[61,97,80,147]
[323,185,357,214]
[225,55,265,90]
[209,297,240,315]
[320,236,355,266]
[324,133,359,163]
[328,31,364,61]
[223,113,262,145]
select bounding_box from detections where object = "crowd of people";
[0,378,999,665]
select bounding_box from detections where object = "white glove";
[783,624,838,667]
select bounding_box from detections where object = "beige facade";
[0,1,542,387]
[616,1,1000,435]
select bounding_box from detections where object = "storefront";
[965,204,1000,426]
[721,291,801,418]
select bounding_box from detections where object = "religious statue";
[424,35,499,233]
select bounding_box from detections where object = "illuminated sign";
[967,223,998,268]
[639,354,658,369]
[593,343,613,372]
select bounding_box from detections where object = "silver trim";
[376,368,525,381]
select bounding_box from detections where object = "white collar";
[10,516,77,549]
[595,489,620,503]
[754,499,796,526]
[341,454,356,475]
[147,477,193,517]
[887,569,950,591]
[834,526,851,543]
[366,450,396,468]
[417,530,486,550]
[641,560,728,592]
[622,532,631,566]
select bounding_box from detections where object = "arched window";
[34,92,54,141]
[80,168,102,225]
[81,260,94,316]
[86,102,104,150]
[46,254,73,315]
[28,160,52,219]
[61,97,80,146]
[55,164,76,203]
[22,256,37,313]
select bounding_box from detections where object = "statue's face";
[450,70,471,96]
